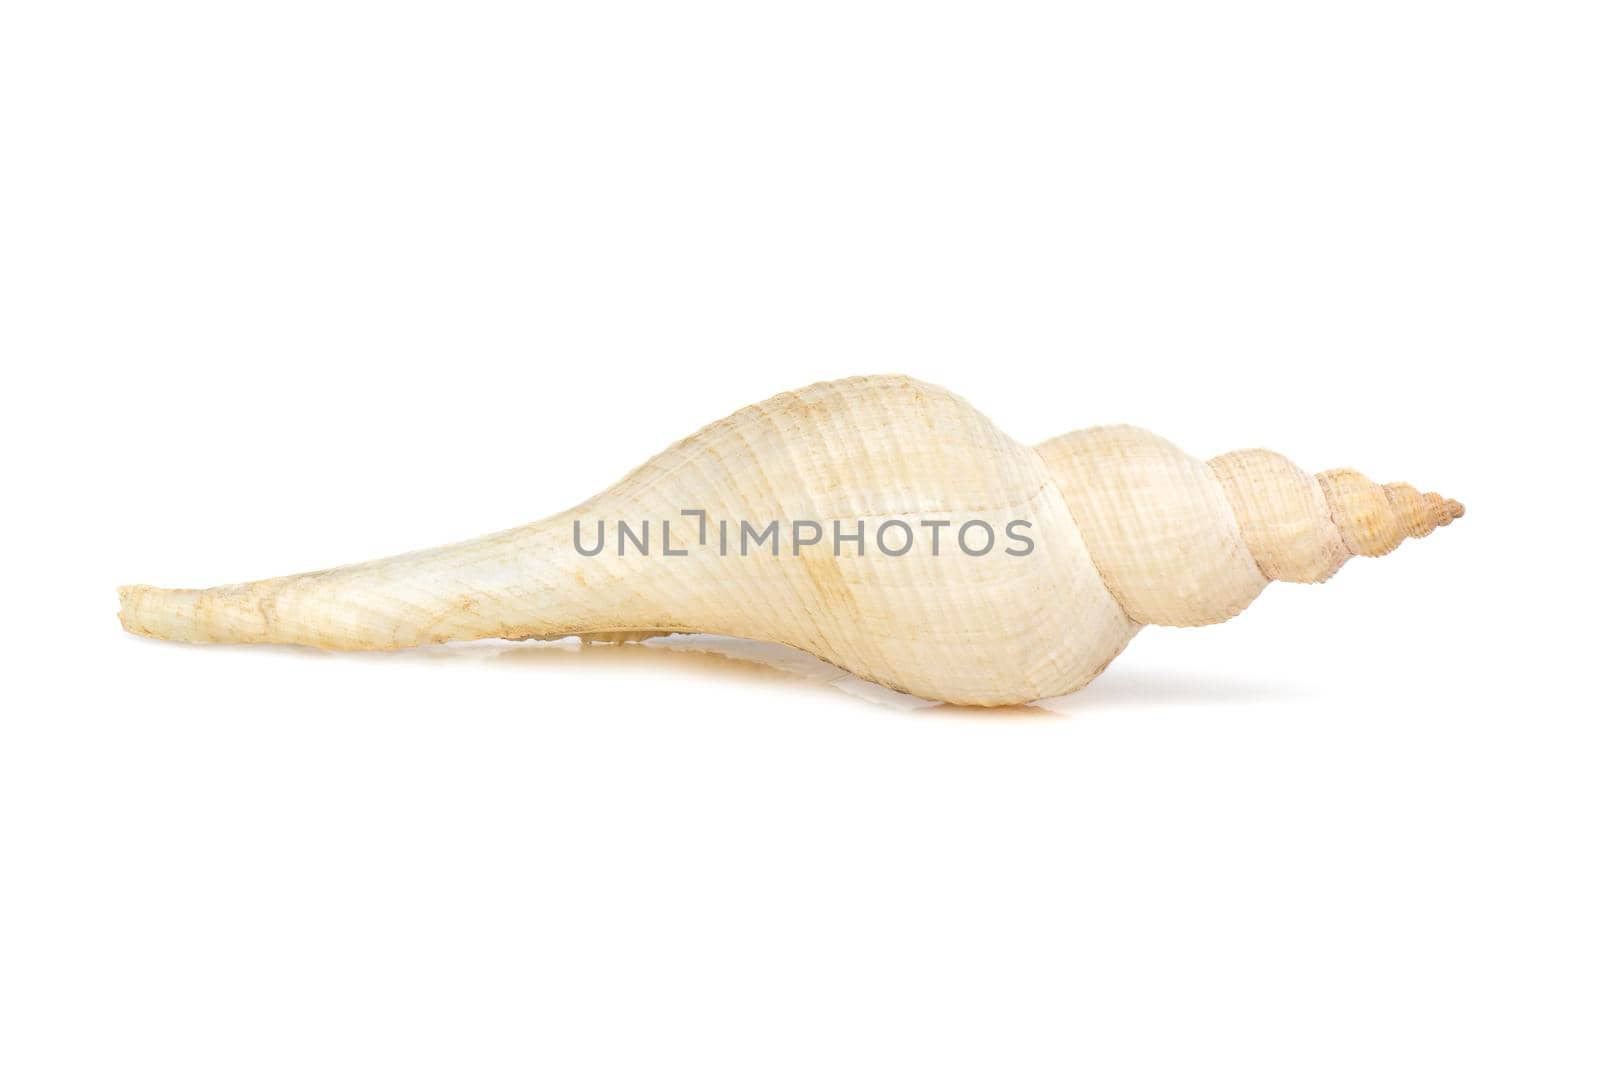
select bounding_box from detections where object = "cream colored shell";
[119,376,1462,705]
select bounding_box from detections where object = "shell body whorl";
[585,377,1142,704]
[118,375,1462,705]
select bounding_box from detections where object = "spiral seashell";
[119,375,1462,705]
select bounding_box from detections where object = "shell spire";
[118,375,1464,706]
[1316,470,1464,558]
[1208,448,1462,587]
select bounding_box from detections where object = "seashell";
[119,375,1463,705]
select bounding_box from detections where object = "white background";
[3,2,1596,1063]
